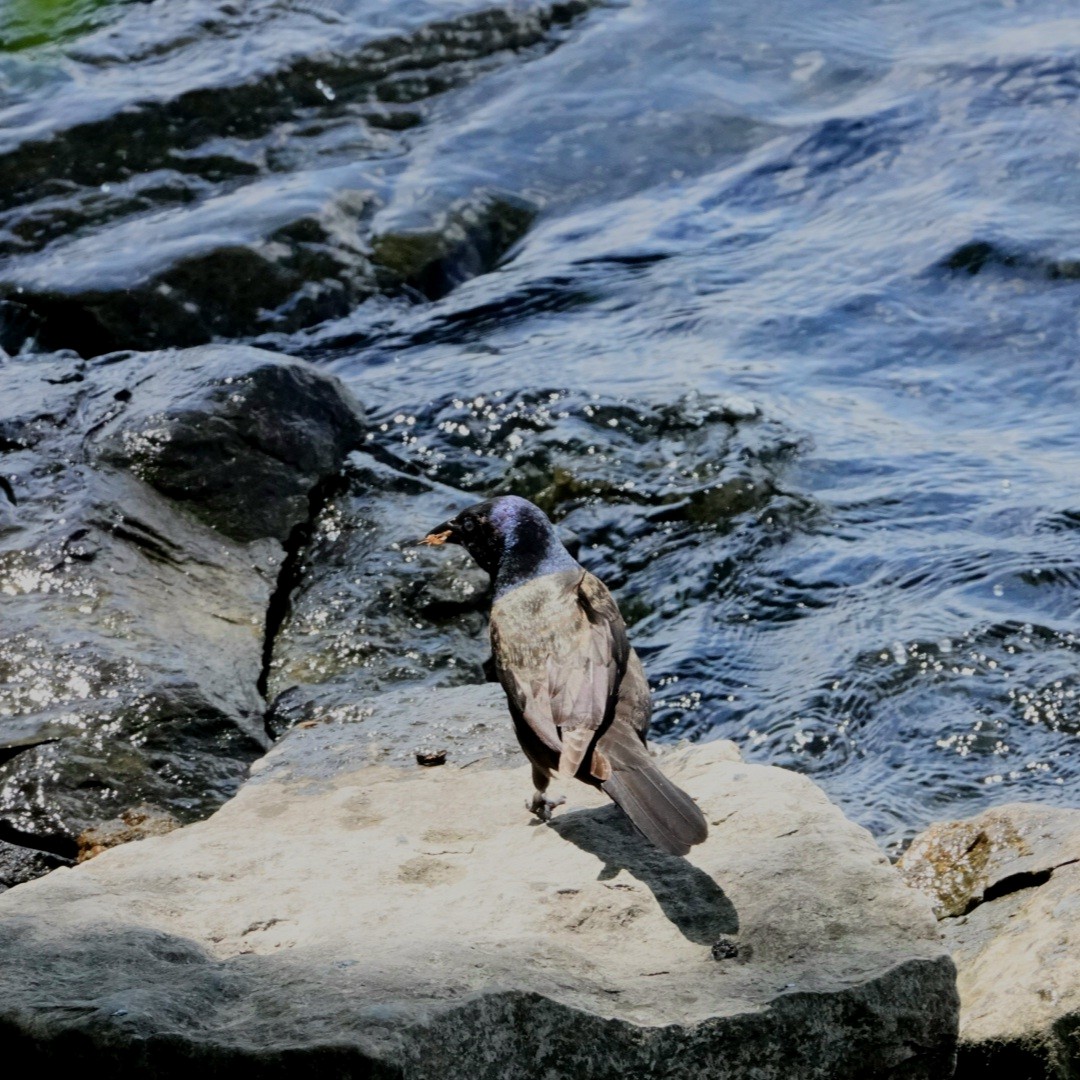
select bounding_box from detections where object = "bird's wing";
[492,616,563,755]
[615,647,652,742]
[552,571,631,775]
[492,570,630,778]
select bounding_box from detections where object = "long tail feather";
[602,763,708,856]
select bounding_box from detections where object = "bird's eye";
[462,518,475,532]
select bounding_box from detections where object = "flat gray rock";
[900,803,1080,1077]
[0,685,957,1078]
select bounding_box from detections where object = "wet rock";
[899,804,1080,1077]
[264,452,493,716]
[939,239,1080,281]
[0,839,72,891]
[5,187,538,356]
[941,240,1021,276]
[371,190,537,300]
[90,344,366,543]
[9,191,382,357]
[364,388,796,525]
[0,2,594,355]
[0,685,957,1077]
[0,300,42,357]
[0,345,363,869]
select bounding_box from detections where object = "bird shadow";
[547,804,738,945]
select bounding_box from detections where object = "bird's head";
[420,495,576,589]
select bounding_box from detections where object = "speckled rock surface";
[899,803,1080,1078]
[0,684,957,1078]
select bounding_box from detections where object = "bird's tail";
[602,761,708,857]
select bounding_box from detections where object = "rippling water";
[2,0,1079,853]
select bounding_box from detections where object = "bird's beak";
[417,522,455,546]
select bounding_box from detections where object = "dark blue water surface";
[3,0,1079,852]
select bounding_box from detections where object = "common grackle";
[421,495,707,856]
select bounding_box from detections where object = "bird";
[420,494,708,856]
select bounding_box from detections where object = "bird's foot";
[527,791,566,822]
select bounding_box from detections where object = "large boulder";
[0,345,363,882]
[899,803,1080,1077]
[0,685,957,1077]
[89,345,366,543]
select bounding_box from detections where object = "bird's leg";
[527,762,565,822]
[528,791,566,822]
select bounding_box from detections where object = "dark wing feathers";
[554,572,626,776]
[494,630,565,756]
[491,620,562,754]
[492,569,627,775]
[491,567,708,855]
[553,572,627,729]
[615,648,652,742]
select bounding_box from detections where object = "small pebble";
[711,937,739,961]
[415,748,448,767]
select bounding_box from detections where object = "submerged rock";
[371,189,537,300]
[938,239,1080,280]
[0,3,593,356]
[2,186,539,356]
[2,192,382,357]
[0,685,957,1078]
[899,804,1080,1079]
[0,345,363,872]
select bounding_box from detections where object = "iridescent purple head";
[421,495,579,597]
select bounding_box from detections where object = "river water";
[2,0,1079,854]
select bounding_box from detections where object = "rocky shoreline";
[0,344,364,882]
[900,805,1080,1076]
[0,685,959,1079]
[1,343,1077,1077]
